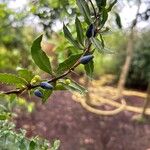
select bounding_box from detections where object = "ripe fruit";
[86,24,95,38]
[80,55,94,64]
[34,89,43,98]
[40,82,53,90]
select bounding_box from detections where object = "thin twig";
[89,0,97,19]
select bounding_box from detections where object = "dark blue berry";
[80,55,94,64]
[34,89,43,98]
[40,82,53,90]
[86,24,95,38]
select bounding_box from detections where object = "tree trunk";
[142,81,150,117]
[117,30,134,97]
[84,75,91,105]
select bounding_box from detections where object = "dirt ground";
[14,90,150,150]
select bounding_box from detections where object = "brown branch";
[0,42,92,96]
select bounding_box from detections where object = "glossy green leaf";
[91,38,103,53]
[63,79,87,94]
[63,24,83,50]
[75,17,84,45]
[31,35,52,74]
[107,0,117,12]
[115,13,122,29]
[101,8,108,27]
[84,60,94,79]
[0,73,27,85]
[56,53,82,75]
[18,69,34,83]
[76,0,92,25]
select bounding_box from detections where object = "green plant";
[0,0,117,149]
[0,121,60,150]
[0,0,116,101]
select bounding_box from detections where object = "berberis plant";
[0,0,117,149]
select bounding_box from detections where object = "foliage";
[0,121,60,150]
[29,0,77,36]
[0,2,36,70]
[127,31,150,89]
[0,0,117,149]
[114,31,150,89]
[0,0,116,101]
[0,93,60,150]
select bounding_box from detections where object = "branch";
[131,0,141,29]
[0,40,92,95]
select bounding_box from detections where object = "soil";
[14,91,150,150]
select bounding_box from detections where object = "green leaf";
[0,113,9,120]
[99,34,105,48]
[19,140,27,150]
[63,24,83,50]
[56,53,82,75]
[84,60,94,79]
[63,79,87,94]
[96,0,107,9]
[18,69,34,83]
[42,89,53,103]
[100,8,108,27]
[31,35,53,74]
[91,38,103,53]
[75,17,84,46]
[76,0,92,25]
[54,83,67,90]
[115,13,122,29]
[29,141,36,150]
[0,73,27,86]
[52,140,61,150]
[107,0,117,12]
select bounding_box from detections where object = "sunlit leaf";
[75,17,84,45]
[91,38,103,53]
[0,73,27,86]
[51,140,61,150]
[63,24,83,50]
[31,35,53,74]
[84,60,94,79]
[62,79,87,94]
[76,0,92,24]
[56,53,82,75]
[18,69,34,83]
[107,0,117,12]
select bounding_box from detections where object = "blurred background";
[0,0,150,150]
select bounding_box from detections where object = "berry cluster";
[34,82,53,98]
